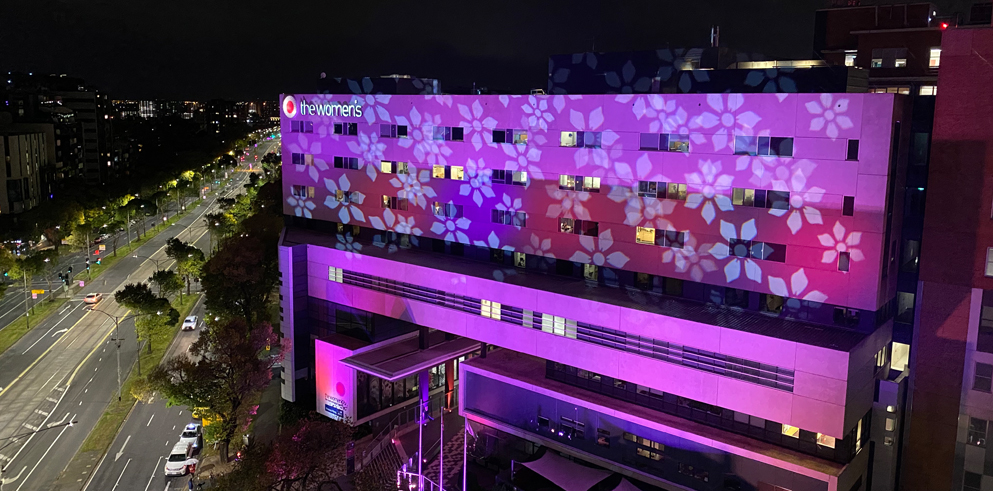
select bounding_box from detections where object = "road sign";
[98,244,106,251]
[32,293,37,299]
[31,289,44,294]
[79,280,85,287]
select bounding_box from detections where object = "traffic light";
[85,258,90,270]
[96,258,101,265]
[67,266,72,274]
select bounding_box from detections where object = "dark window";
[975,363,993,392]
[762,294,784,314]
[663,230,685,249]
[847,139,860,161]
[664,278,683,296]
[397,126,408,138]
[964,471,982,491]
[980,291,993,353]
[492,130,506,144]
[725,288,749,308]
[734,135,757,155]
[640,133,659,150]
[729,239,751,258]
[839,251,851,272]
[843,196,855,216]
[347,123,358,135]
[767,137,794,157]
[968,418,988,447]
[909,133,928,166]
[634,273,653,291]
[767,191,790,210]
[451,127,464,142]
[901,240,920,272]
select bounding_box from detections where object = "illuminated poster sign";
[315,339,357,422]
[282,94,362,118]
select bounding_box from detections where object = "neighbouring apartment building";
[0,129,46,214]
[278,89,913,491]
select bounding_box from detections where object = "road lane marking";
[66,314,122,386]
[143,456,162,491]
[147,414,154,426]
[112,458,131,490]
[13,412,75,491]
[22,302,83,354]
[115,435,131,461]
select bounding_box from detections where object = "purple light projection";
[282,93,900,311]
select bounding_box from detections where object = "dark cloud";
[0,0,971,99]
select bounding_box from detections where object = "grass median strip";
[77,293,200,455]
[0,297,69,355]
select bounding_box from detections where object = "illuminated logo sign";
[324,392,348,421]
[298,98,363,118]
[282,95,297,118]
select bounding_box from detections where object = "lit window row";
[492,129,528,145]
[290,185,314,199]
[291,153,314,166]
[432,126,464,142]
[481,299,501,320]
[332,190,353,203]
[491,209,527,227]
[379,124,408,139]
[432,164,464,181]
[328,266,343,283]
[432,202,463,218]
[636,181,687,200]
[381,195,408,211]
[380,161,409,174]
[717,239,788,263]
[635,227,685,249]
[491,169,528,186]
[559,218,598,236]
[638,133,690,152]
[558,175,601,193]
[560,131,601,148]
[542,314,577,338]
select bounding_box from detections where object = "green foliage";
[114,282,157,310]
[166,238,206,294]
[202,213,281,326]
[148,269,184,298]
[149,318,281,462]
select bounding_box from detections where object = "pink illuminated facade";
[279,92,909,491]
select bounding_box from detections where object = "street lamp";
[87,307,162,400]
[131,254,165,270]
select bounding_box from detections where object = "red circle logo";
[335,382,346,397]
[282,95,298,118]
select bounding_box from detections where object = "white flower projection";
[458,100,499,151]
[685,159,734,225]
[522,96,555,131]
[769,160,824,234]
[523,233,555,258]
[691,94,761,152]
[569,229,630,268]
[709,219,762,283]
[369,208,423,236]
[345,133,385,182]
[286,194,316,219]
[805,94,853,140]
[430,215,471,244]
[323,175,366,224]
[459,158,496,207]
[818,222,865,265]
[360,94,393,125]
[389,169,437,210]
[768,269,828,303]
[662,233,716,283]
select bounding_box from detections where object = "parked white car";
[163,442,195,476]
[179,423,202,449]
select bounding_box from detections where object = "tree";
[9,253,48,314]
[201,214,281,326]
[149,269,184,299]
[115,283,178,352]
[166,238,205,295]
[265,415,353,490]
[149,318,282,463]
[0,248,14,300]
[260,152,281,180]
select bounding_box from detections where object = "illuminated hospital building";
[269,31,969,488]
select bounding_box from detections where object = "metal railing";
[397,470,447,491]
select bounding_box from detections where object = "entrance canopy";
[609,478,643,491]
[519,451,612,491]
[339,331,479,382]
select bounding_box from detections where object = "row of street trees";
[148,155,290,465]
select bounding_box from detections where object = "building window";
[558,175,576,190]
[328,266,343,283]
[560,131,602,148]
[842,196,855,217]
[919,85,937,96]
[379,124,408,139]
[732,188,755,206]
[332,156,358,170]
[782,424,800,438]
[491,169,528,186]
[844,51,856,67]
[431,165,465,180]
[964,472,982,491]
[677,463,709,483]
[559,175,599,192]
[763,294,784,314]
[980,292,993,353]
[333,190,351,203]
[333,122,358,136]
[290,120,314,133]
[559,218,574,234]
[636,227,655,245]
[291,185,314,199]
[381,195,408,211]
[668,134,689,152]
[433,202,463,218]
[481,299,501,320]
[380,161,409,174]
[974,363,993,392]
[847,139,859,160]
[969,418,988,447]
[667,183,687,201]
[839,251,851,272]
[986,248,993,277]
[766,191,790,210]
[895,58,907,68]
[929,48,941,68]
[871,58,883,68]
[492,209,526,227]
[816,433,836,449]
[583,263,598,281]
[513,251,526,268]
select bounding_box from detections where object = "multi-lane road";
[0,138,279,491]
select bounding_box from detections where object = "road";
[0,137,278,491]
[81,137,280,491]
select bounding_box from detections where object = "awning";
[519,451,612,491]
[340,331,479,382]
[609,478,643,491]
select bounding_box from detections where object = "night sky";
[0,0,974,100]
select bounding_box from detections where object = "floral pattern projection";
[282,92,895,311]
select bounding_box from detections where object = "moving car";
[181,315,198,331]
[83,293,103,304]
[163,442,195,476]
[179,423,202,448]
